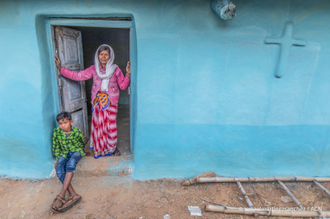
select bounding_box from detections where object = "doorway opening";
[52,25,131,156]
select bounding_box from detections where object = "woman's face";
[98,50,110,66]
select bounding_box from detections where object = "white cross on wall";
[265,22,307,78]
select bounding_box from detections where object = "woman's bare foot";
[114,148,121,156]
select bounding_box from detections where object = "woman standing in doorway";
[55,44,130,159]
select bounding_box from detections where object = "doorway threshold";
[74,154,133,179]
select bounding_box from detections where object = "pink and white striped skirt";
[89,102,118,159]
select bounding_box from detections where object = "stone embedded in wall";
[265,22,307,78]
[210,0,236,20]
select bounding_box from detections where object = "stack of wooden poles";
[182,173,330,218]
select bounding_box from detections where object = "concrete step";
[74,155,133,178]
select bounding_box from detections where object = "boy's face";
[58,118,73,132]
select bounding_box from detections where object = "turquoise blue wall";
[0,0,330,179]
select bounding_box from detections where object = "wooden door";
[54,26,89,141]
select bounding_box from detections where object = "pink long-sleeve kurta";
[60,65,130,105]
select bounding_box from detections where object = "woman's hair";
[98,46,110,55]
[56,111,72,121]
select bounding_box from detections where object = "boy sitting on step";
[51,111,85,213]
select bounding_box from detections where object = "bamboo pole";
[236,180,254,208]
[181,172,216,186]
[277,180,304,210]
[314,180,330,197]
[204,205,330,217]
[197,176,330,184]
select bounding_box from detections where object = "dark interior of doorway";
[66,26,131,155]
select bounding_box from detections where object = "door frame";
[45,17,137,153]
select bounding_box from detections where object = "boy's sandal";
[50,195,66,213]
[58,195,81,212]
[50,207,59,214]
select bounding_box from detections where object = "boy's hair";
[56,111,72,122]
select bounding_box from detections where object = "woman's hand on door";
[55,55,61,70]
[126,61,131,78]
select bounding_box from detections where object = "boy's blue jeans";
[56,151,82,184]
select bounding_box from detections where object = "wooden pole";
[204,205,330,217]
[314,180,330,197]
[277,180,304,210]
[197,176,330,184]
[236,180,254,208]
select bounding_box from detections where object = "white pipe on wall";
[211,0,236,20]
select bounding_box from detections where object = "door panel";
[71,111,85,136]
[55,26,89,141]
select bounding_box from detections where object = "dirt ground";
[0,174,330,219]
